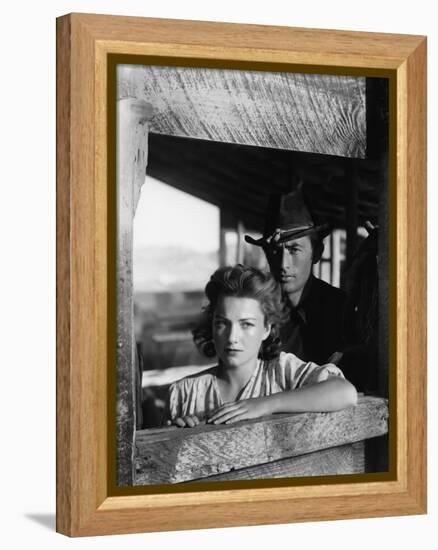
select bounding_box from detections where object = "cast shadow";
[25,513,56,531]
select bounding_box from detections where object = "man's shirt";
[280,275,348,365]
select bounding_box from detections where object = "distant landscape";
[133,245,219,293]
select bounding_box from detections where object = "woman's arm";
[208,377,357,425]
[268,376,357,412]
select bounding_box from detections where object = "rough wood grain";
[134,396,388,484]
[56,14,72,535]
[116,98,153,485]
[406,38,427,511]
[56,13,426,536]
[118,65,366,158]
[193,442,365,481]
[57,13,103,535]
[79,13,424,68]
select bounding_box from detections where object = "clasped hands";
[167,396,271,428]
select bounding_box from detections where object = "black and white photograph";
[3,0,433,544]
[115,63,390,487]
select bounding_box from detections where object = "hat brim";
[245,224,331,247]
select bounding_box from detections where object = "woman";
[166,265,357,427]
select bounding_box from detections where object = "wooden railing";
[134,396,388,485]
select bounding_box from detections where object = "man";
[245,188,348,366]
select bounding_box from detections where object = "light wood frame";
[56,13,427,536]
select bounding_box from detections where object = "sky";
[133,176,220,253]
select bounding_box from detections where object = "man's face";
[265,235,314,300]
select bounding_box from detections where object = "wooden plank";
[118,65,366,158]
[134,396,388,484]
[192,442,365,481]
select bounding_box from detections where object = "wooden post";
[366,77,389,398]
[236,220,245,264]
[345,164,358,265]
[377,158,389,398]
[331,230,341,288]
[116,98,154,485]
[219,209,239,266]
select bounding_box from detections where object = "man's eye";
[241,322,254,328]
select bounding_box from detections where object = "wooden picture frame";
[56,13,427,536]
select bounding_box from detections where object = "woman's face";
[213,295,271,371]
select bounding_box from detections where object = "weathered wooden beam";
[193,442,365,481]
[134,396,388,485]
[116,98,154,485]
[118,65,366,158]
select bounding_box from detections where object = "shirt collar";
[291,275,315,324]
[298,274,315,307]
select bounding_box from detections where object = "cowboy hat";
[244,188,331,247]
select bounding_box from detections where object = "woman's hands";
[166,415,201,428]
[167,397,272,428]
[207,397,271,425]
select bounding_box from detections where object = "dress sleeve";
[279,351,345,389]
[299,362,345,387]
[164,382,183,421]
